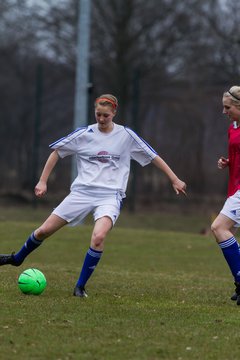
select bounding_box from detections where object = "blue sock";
[219,237,240,282]
[76,247,103,288]
[13,232,43,265]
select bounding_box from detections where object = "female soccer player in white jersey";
[0,94,187,297]
[211,86,240,305]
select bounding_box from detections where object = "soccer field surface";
[0,208,239,360]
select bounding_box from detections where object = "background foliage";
[1,0,239,206]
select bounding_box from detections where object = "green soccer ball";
[18,268,47,295]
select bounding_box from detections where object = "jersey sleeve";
[125,127,158,166]
[49,127,87,158]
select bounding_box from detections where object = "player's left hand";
[172,179,187,196]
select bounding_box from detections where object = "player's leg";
[74,216,112,298]
[0,190,92,267]
[225,226,239,301]
[211,213,240,303]
[0,214,67,266]
[211,213,236,242]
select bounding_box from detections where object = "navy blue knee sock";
[219,237,240,282]
[76,247,103,288]
[13,232,43,265]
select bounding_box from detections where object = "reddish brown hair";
[95,94,118,110]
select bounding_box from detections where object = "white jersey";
[50,123,157,195]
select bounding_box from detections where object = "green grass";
[0,203,211,233]
[0,206,239,359]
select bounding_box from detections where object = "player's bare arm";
[152,155,187,195]
[35,150,60,197]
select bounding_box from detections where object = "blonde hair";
[95,94,118,110]
[223,86,240,108]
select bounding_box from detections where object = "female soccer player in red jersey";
[211,86,240,305]
[0,94,187,297]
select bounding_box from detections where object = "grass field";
[0,205,240,360]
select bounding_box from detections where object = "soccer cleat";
[232,282,240,305]
[0,253,21,266]
[73,286,88,298]
[231,292,238,301]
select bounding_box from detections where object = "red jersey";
[228,124,240,197]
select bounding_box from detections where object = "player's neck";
[98,122,114,133]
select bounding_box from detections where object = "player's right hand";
[217,156,229,169]
[34,180,47,197]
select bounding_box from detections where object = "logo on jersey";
[89,151,120,163]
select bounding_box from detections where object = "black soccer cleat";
[232,282,240,305]
[231,292,238,301]
[0,253,21,266]
[73,286,88,298]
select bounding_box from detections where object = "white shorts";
[220,190,240,227]
[52,187,123,227]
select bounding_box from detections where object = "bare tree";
[0,0,238,201]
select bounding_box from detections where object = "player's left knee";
[92,233,104,247]
[211,218,221,236]
[210,222,217,235]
